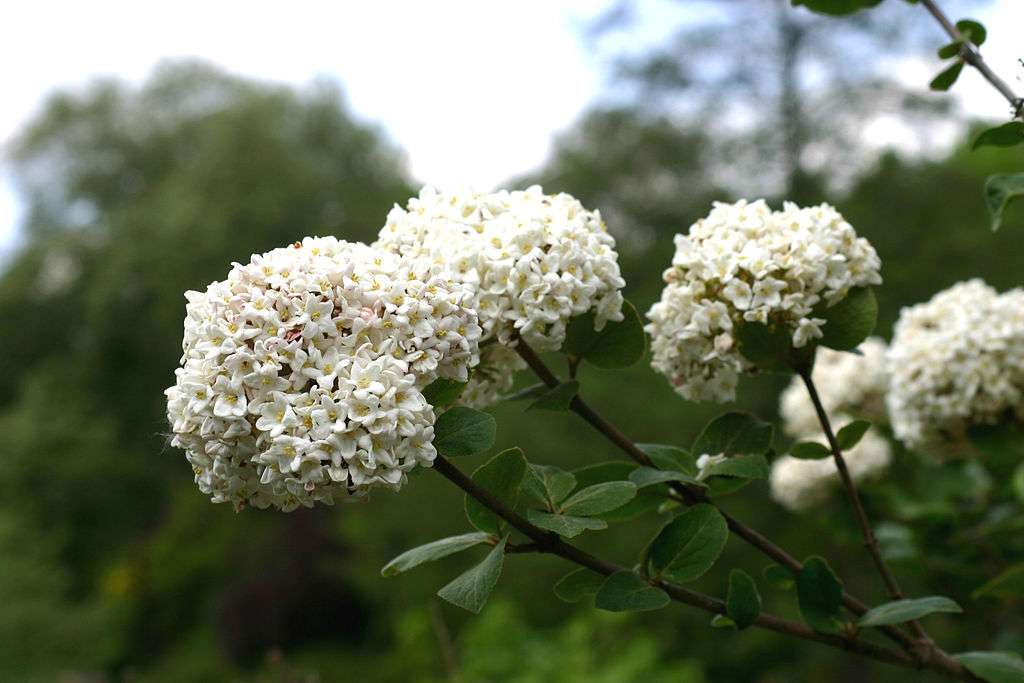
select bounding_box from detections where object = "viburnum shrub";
[164,2,1024,679]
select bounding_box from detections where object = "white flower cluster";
[886,279,1024,450]
[770,339,892,512]
[375,186,625,404]
[645,200,882,402]
[779,338,890,437]
[165,237,482,511]
[770,430,892,512]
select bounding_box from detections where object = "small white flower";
[374,186,626,406]
[166,238,474,511]
[886,279,1024,450]
[695,453,727,481]
[646,200,882,402]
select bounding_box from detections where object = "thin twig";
[431,454,978,680]
[918,0,1023,118]
[798,370,937,659]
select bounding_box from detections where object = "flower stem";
[797,368,940,660]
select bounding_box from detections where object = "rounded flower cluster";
[886,279,1024,450]
[769,430,891,512]
[375,186,625,404]
[165,237,482,511]
[779,338,890,437]
[770,338,892,512]
[645,200,882,402]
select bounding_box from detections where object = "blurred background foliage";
[1,2,1023,680]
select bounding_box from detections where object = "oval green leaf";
[726,569,762,629]
[436,535,507,614]
[954,651,1024,683]
[790,441,832,460]
[560,481,637,516]
[693,412,773,457]
[381,532,492,577]
[856,596,962,627]
[817,287,877,351]
[434,406,496,457]
[422,378,467,409]
[562,301,646,369]
[973,122,1024,151]
[595,571,670,612]
[647,503,729,583]
[525,509,608,538]
[554,568,606,603]
[464,448,527,535]
[836,420,872,450]
[797,556,843,633]
[985,173,1024,231]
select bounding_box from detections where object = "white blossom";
[886,279,1024,450]
[646,200,882,402]
[165,237,481,512]
[374,186,625,405]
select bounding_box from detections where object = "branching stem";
[918,0,1023,118]
[431,455,935,675]
[510,339,978,678]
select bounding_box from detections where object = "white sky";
[2,0,1021,257]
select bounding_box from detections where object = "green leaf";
[693,412,773,457]
[595,571,670,612]
[433,406,496,457]
[857,596,962,627]
[797,556,843,632]
[790,441,832,460]
[937,41,962,59]
[955,18,987,46]
[816,287,877,351]
[985,173,1024,231]
[701,453,770,480]
[836,420,872,449]
[954,651,1024,683]
[973,564,1024,601]
[629,466,701,488]
[527,380,579,411]
[522,464,577,508]
[560,481,638,516]
[735,321,801,372]
[422,378,467,408]
[573,461,637,488]
[436,535,507,613]
[571,462,663,521]
[973,122,1024,150]
[647,504,729,582]
[553,568,605,603]
[790,0,883,16]
[464,448,527,535]
[562,301,646,369]
[1012,463,1024,504]
[638,443,698,476]
[930,60,964,91]
[764,564,795,590]
[710,614,736,628]
[726,569,762,629]
[525,509,608,538]
[381,532,493,577]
